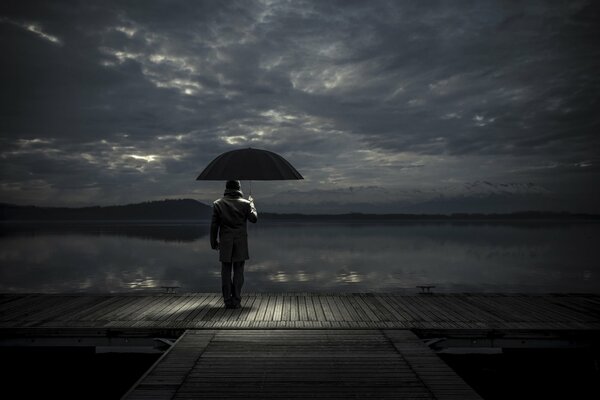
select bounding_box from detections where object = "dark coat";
[210,188,258,262]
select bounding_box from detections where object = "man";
[210,180,258,309]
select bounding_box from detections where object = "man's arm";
[210,202,220,249]
[247,196,258,223]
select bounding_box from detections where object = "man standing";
[210,180,258,309]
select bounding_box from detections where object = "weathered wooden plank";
[338,295,361,322]
[2,295,69,321]
[120,296,166,321]
[404,295,445,329]
[55,295,114,321]
[447,295,507,325]
[174,294,212,322]
[122,329,487,399]
[361,294,394,321]
[429,295,473,327]
[297,295,308,321]
[0,294,45,316]
[374,294,412,322]
[272,294,283,321]
[186,294,219,322]
[101,295,144,320]
[240,295,257,321]
[78,295,125,321]
[308,295,325,322]
[352,294,381,322]
[22,295,102,327]
[244,295,263,322]
[289,295,299,321]
[161,295,203,322]
[154,296,191,322]
[0,294,27,307]
[314,295,333,321]
[535,296,598,321]
[332,295,352,321]
[0,293,598,330]
[231,295,252,321]
[253,295,269,321]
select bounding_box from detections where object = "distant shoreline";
[259,211,600,221]
[2,199,599,221]
[1,214,599,223]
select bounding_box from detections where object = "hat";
[225,180,241,190]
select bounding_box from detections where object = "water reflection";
[0,221,598,293]
[0,221,208,242]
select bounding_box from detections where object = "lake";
[0,220,598,293]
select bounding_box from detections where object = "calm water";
[1,221,598,293]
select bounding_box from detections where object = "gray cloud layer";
[1,0,599,212]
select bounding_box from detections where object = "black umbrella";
[196,147,303,195]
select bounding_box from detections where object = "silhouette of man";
[210,180,258,309]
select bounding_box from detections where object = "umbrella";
[196,147,303,195]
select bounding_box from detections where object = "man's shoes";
[223,298,241,309]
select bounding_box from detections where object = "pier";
[1,292,599,399]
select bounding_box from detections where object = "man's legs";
[221,262,233,306]
[231,261,245,306]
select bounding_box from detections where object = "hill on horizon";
[0,199,213,221]
[1,199,598,221]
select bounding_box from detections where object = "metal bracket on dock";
[417,285,435,294]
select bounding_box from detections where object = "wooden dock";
[1,292,599,331]
[2,292,598,399]
[123,329,482,400]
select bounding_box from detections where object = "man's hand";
[248,195,253,202]
[211,241,219,250]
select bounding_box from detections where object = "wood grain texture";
[124,329,482,400]
[0,293,598,330]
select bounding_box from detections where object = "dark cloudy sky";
[1,0,599,213]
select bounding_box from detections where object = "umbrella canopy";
[196,148,303,181]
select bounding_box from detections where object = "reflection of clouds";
[78,278,93,290]
[248,222,600,293]
[246,260,278,272]
[1,222,599,293]
[127,277,160,289]
[336,271,362,283]
[269,271,290,282]
[267,270,316,283]
[296,271,310,282]
[0,232,218,293]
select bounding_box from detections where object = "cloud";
[0,0,598,212]
[1,17,62,45]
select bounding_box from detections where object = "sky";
[1,0,599,213]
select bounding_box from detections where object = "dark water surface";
[1,220,598,293]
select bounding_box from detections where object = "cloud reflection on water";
[0,221,598,293]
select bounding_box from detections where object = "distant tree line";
[259,211,600,221]
[1,200,598,221]
[0,199,212,220]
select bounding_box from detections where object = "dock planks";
[123,329,482,400]
[2,292,599,330]
[2,293,597,399]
